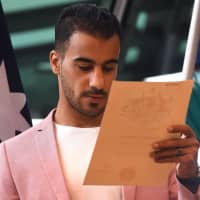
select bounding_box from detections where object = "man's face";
[58,32,120,117]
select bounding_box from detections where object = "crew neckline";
[55,123,100,130]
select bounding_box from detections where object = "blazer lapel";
[35,110,71,200]
[34,110,138,200]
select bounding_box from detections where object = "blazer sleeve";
[168,168,199,200]
[0,142,19,200]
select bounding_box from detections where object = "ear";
[49,50,61,75]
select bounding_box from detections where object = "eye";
[103,65,116,72]
[79,65,93,72]
[103,67,114,72]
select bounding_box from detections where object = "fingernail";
[152,143,159,149]
[167,127,174,132]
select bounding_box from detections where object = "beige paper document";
[84,80,194,186]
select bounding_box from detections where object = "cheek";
[72,75,89,97]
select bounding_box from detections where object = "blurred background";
[1,0,197,118]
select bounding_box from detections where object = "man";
[0,3,199,200]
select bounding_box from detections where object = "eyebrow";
[73,57,118,65]
[73,57,95,64]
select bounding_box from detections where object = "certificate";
[84,80,193,186]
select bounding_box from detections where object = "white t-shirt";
[55,124,122,200]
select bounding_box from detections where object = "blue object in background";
[196,43,200,65]
[186,42,200,140]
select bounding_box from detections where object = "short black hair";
[55,3,121,53]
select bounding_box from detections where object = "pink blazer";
[0,110,197,200]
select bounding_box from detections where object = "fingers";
[150,146,198,163]
[151,124,199,178]
[167,124,195,138]
[152,154,197,164]
[152,137,199,150]
[151,124,199,165]
[152,124,199,150]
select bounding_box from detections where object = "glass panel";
[118,0,194,81]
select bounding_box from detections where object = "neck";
[54,99,103,128]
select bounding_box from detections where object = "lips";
[86,94,105,103]
[88,94,105,99]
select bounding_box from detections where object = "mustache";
[82,88,107,97]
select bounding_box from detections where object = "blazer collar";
[35,109,71,200]
[34,109,136,200]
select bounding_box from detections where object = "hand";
[150,124,199,179]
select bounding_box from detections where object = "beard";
[60,73,107,117]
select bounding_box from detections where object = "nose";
[89,67,105,90]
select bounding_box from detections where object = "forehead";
[63,32,120,60]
